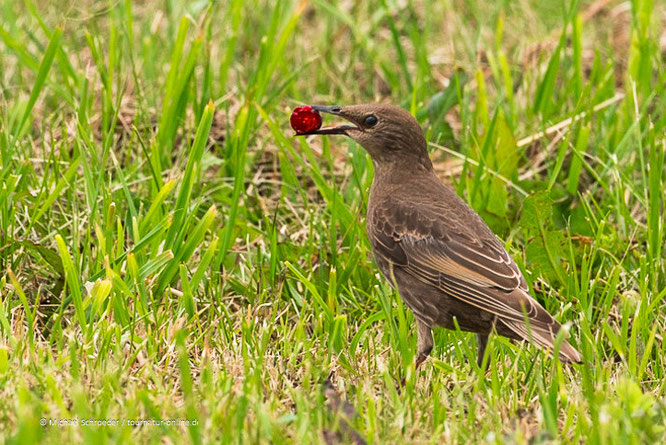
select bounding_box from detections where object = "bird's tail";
[502,318,583,364]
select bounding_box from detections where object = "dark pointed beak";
[296,105,359,136]
[311,105,343,115]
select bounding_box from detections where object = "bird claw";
[394,354,429,392]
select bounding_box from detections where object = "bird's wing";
[369,205,557,332]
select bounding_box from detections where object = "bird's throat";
[371,152,434,182]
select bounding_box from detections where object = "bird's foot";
[396,353,429,389]
[415,353,428,370]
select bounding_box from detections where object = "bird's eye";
[364,115,378,127]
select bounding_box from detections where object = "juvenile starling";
[298,104,582,369]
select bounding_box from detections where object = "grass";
[0,0,665,443]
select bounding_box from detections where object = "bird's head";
[300,104,432,170]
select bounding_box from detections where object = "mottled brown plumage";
[300,104,582,368]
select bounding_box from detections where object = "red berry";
[290,106,322,134]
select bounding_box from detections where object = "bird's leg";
[415,320,433,370]
[476,334,489,370]
[398,320,433,388]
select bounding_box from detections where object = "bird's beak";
[296,105,359,136]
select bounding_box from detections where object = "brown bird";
[298,104,582,370]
